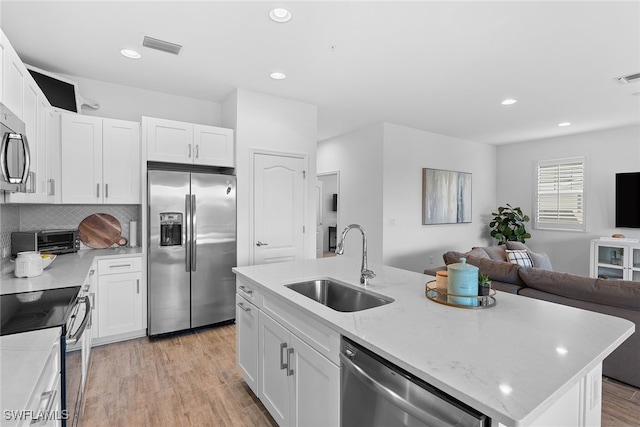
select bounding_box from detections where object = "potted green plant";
[489,204,531,244]
[478,272,491,296]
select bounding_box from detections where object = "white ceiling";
[1,1,639,144]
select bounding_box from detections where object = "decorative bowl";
[41,254,57,269]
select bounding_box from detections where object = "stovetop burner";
[1,287,80,336]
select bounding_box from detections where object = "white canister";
[435,271,448,292]
[14,251,44,278]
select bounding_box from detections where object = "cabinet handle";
[96,183,100,198]
[136,279,140,294]
[109,263,132,269]
[286,348,295,376]
[280,342,288,370]
[188,144,192,158]
[237,302,250,312]
[90,293,95,310]
[48,179,55,196]
[239,285,253,296]
[195,145,199,158]
[105,183,109,198]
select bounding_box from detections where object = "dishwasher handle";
[340,352,451,427]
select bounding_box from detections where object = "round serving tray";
[425,280,496,309]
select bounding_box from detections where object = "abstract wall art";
[422,168,472,225]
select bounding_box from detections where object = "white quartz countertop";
[0,327,61,427]
[233,256,635,427]
[1,247,142,295]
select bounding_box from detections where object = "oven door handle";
[67,296,91,345]
[339,353,450,427]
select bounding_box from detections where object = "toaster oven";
[11,229,80,257]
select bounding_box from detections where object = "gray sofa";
[425,244,640,389]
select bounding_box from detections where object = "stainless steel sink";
[285,279,393,312]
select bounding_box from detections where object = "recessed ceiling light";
[631,91,640,97]
[270,72,286,80]
[269,8,292,23]
[558,122,571,127]
[501,99,517,105]
[121,49,141,59]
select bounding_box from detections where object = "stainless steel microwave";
[0,102,31,193]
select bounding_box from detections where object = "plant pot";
[478,283,491,296]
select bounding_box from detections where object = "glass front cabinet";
[590,239,640,281]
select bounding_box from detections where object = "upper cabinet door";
[193,124,234,167]
[145,117,193,164]
[2,35,25,120]
[61,114,103,204]
[103,118,140,204]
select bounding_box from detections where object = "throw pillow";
[505,241,530,251]
[483,246,508,261]
[505,249,533,267]
[528,251,553,270]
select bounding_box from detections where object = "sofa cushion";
[518,267,640,310]
[480,245,507,261]
[443,248,489,265]
[505,241,530,251]
[505,249,533,267]
[465,256,526,286]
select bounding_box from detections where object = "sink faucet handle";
[360,269,376,284]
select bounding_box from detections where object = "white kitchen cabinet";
[2,31,26,120]
[258,310,340,427]
[193,124,234,167]
[97,257,143,340]
[289,333,340,427]
[144,116,234,167]
[61,114,140,204]
[590,238,640,281]
[236,292,259,394]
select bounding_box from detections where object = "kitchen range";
[0,246,142,427]
[1,285,90,427]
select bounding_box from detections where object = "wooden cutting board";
[79,213,127,249]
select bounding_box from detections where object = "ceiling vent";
[142,36,182,55]
[616,72,640,84]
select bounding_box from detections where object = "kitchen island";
[233,256,634,427]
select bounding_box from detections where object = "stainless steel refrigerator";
[148,168,236,336]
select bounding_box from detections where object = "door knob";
[256,241,269,247]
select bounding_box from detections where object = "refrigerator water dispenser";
[160,213,183,246]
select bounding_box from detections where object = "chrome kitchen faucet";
[335,224,376,286]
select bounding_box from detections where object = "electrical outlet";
[1,247,9,259]
[429,256,434,265]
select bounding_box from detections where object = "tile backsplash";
[0,204,141,259]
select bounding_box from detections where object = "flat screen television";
[26,65,81,113]
[615,172,640,228]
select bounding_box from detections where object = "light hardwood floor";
[80,323,639,426]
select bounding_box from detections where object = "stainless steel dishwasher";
[340,337,490,427]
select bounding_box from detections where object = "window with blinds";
[535,157,587,231]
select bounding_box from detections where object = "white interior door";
[315,180,323,258]
[253,153,305,265]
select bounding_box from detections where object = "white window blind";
[535,157,586,231]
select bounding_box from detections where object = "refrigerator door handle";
[185,194,191,272]
[191,194,197,272]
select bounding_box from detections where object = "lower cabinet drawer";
[97,257,141,275]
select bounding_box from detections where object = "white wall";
[382,123,497,272]
[317,124,384,264]
[497,125,640,275]
[224,88,318,267]
[62,74,222,125]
